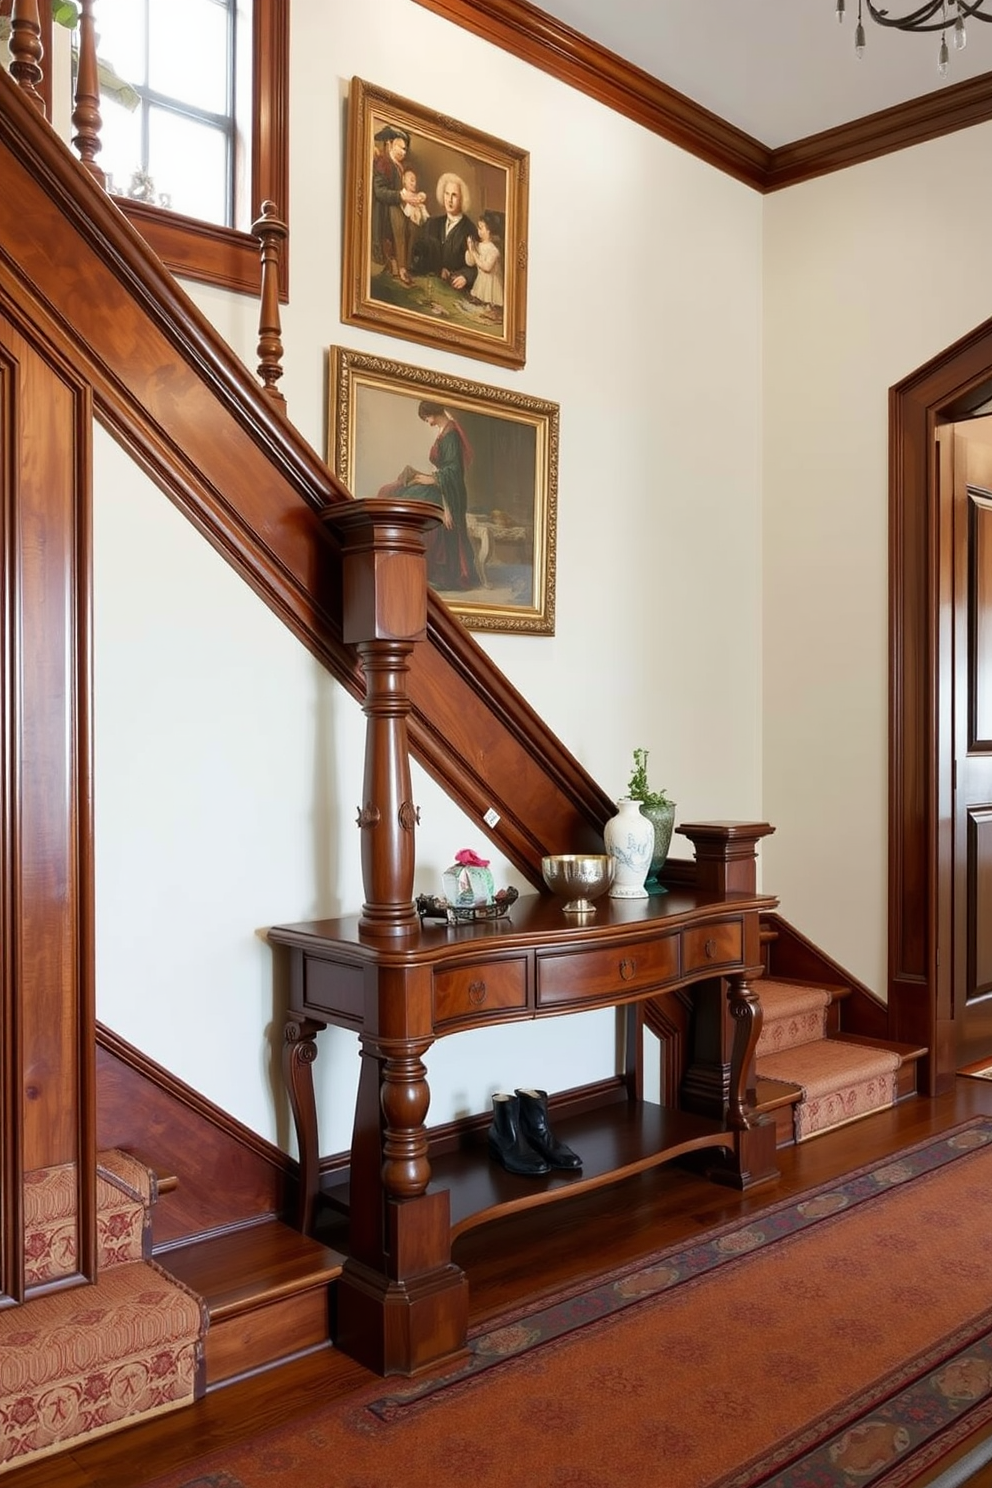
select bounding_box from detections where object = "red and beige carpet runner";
[1,1150,206,1471]
[756,978,900,1139]
[142,1120,992,1488]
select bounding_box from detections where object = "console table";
[271,859,778,1377]
[277,500,778,1376]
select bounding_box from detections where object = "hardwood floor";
[9,1077,992,1488]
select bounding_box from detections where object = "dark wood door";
[953,421,992,1066]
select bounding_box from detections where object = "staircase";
[753,917,928,1145]
[160,1220,344,1388]
[1,1140,345,1471]
[0,1151,206,1470]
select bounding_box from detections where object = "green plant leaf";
[626,748,672,809]
[52,2,80,28]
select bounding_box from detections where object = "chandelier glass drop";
[835,0,992,74]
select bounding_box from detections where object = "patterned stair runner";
[1,1149,206,1470]
[756,979,901,1142]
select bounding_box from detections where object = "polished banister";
[0,66,613,880]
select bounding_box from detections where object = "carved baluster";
[252,200,288,412]
[9,0,45,111]
[71,0,104,185]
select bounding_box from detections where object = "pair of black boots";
[488,1088,582,1176]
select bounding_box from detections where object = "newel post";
[320,498,440,939]
[676,821,775,897]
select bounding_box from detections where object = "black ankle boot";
[515,1088,583,1170]
[487,1093,550,1176]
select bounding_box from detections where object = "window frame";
[41,0,289,298]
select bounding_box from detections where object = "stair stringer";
[759,911,890,1043]
[0,70,609,884]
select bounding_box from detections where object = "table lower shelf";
[320,1101,736,1241]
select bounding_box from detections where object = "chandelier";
[835,0,992,74]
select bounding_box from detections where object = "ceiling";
[532,0,992,148]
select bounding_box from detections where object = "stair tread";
[820,1031,928,1063]
[757,1037,901,1097]
[121,1146,179,1194]
[754,1076,802,1112]
[160,1220,345,1320]
[760,976,851,1002]
[0,1259,203,1365]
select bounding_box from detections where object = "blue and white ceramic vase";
[603,797,654,899]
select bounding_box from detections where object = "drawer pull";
[619,958,636,982]
[704,938,718,960]
[468,980,488,1006]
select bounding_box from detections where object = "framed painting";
[329,347,557,635]
[341,77,529,370]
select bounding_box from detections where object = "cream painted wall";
[93,0,765,1152]
[761,123,992,994]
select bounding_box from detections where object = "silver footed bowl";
[541,853,615,914]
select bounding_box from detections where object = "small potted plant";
[626,748,676,889]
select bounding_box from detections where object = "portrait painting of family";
[329,348,557,634]
[341,78,530,370]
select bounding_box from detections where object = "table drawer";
[537,934,679,1009]
[681,919,743,975]
[433,957,528,1027]
[303,957,365,1024]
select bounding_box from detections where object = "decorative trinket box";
[441,848,495,908]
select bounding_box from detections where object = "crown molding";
[765,70,992,189]
[411,0,771,188]
[413,0,992,192]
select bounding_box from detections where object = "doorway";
[889,323,992,1090]
[948,418,992,1068]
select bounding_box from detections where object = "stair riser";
[768,1103,796,1149]
[204,1285,333,1386]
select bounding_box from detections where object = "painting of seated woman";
[330,348,558,635]
[375,402,479,592]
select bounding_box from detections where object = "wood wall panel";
[968,807,992,1002]
[0,344,19,1300]
[0,301,95,1287]
[96,1033,292,1247]
[970,494,992,748]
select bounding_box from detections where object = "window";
[87,0,237,227]
[65,0,288,295]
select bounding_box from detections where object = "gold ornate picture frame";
[329,347,557,635]
[341,77,529,370]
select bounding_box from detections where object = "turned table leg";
[283,1012,327,1234]
[380,1038,433,1198]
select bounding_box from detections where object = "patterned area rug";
[144,1121,992,1488]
